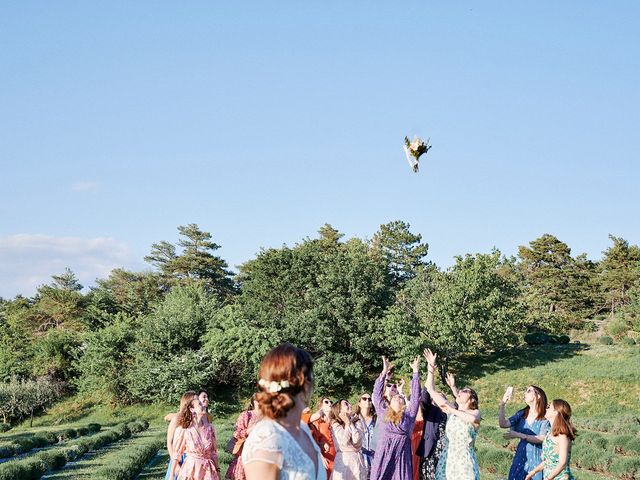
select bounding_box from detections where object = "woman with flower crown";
[243,343,326,480]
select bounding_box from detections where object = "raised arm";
[373,356,392,416]
[408,357,421,418]
[498,386,513,428]
[423,349,454,408]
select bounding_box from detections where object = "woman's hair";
[461,387,479,410]
[353,393,377,424]
[255,343,314,419]
[245,393,257,412]
[521,385,548,420]
[383,396,406,426]
[550,399,576,440]
[316,396,332,411]
[177,391,198,429]
[329,399,348,427]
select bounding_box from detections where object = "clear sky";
[1,2,639,298]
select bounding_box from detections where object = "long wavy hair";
[383,396,406,426]
[177,391,198,429]
[353,393,377,425]
[550,399,577,440]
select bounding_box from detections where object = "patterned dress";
[541,434,574,480]
[369,372,421,480]
[419,421,445,480]
[508,411,550,480]
[242,418,327,480]
[331,422,366,480]
[226,410,259,480]
[435,414,479,480]
[173,423,219,480]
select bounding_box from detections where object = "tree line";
[0,222,638,408]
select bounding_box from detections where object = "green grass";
[5,339,637,479]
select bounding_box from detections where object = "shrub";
[35,449,66,470]
[0,456,47,480]
[609,456,640,479]
[622,337,636,346]
[524,332,550,345]
[599,335,614,345]
[607,316,630,339]
[87,423,101,432]
[93,435,164,480]
[112,423,131,439]
[0,424,10,433]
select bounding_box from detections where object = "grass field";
[1,340,638,479]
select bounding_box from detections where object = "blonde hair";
[383,397,406,426]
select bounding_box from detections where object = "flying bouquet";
[403,136,432,173]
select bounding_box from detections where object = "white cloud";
[0,234,133,299]
[71,181,99,192]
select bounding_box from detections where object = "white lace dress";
[242,418,326,480]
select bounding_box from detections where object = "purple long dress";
[370,371,420,480]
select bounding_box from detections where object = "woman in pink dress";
[330,399,365,480]
[226,395,261,480]
[172,395,220,480]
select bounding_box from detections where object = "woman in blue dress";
[499,385,550,480]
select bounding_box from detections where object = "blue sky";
[1,2,639,298]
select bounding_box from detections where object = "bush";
[112,423,132,439]
[0,456,47,480]
[609,456,640,479]
[599,335,614,345]
[87,423,101,432]
[36,449,66,470]
[0,424,10,433]
[622,337,636,346]
[524,332,551,345]
[607,316,630,339]
[93,435,164,480]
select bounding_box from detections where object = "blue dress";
[165,453,187,480]
[508,410,550,480]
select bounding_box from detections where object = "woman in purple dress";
[370,355,421,480]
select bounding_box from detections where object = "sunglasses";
[322,399,332,405]
[361,396,372,402]
[386,383,397,389]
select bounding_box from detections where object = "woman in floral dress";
[526,400,576,480]
[172,396,220,480]
[423,349,480,480]
[227,396,261,480]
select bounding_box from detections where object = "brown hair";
[353,393,377,424]
[255,343,314,419]
[550,399,576,440]
[461,387,479,410]
[521,385,548,420]
[329,399,348,427]
[245,393,257,413]
[383,396,406,426]
[177,391,198,429]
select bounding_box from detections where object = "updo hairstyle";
[255,343,314,419]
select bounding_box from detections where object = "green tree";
[145,224,236,299]
[518,234,595,331]
[0,297,35,380]
[371,221,428,287]
[600,235,640,315]
[416,250,524,374]
[30,269,86,332]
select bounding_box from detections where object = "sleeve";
[242,421,284,469]
[172,427,186,462]
[234,411,250,440]
[509,410,524,431]
[372,372,387,418]
[350,423,363,449]
[210,424,218,461]
[402,372,421,429]
[420,385,431,416]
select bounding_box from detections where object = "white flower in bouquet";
[403,135,432,173]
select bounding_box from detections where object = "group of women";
[166,343,577,480]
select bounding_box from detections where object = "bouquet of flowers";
[403,136,432,173]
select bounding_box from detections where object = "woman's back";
[243,419,326,480]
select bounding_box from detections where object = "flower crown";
[258,378,290,393]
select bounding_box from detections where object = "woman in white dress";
[243,343,326,480]
[330,399,365,480]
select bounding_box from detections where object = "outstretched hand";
[445,372,456,389]
[423,348,437,367]
[410,356,420,373]
[502,386,514,404]
[382,356,394,375]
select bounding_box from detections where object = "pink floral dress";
[226,410,258,480]
[173,423,219,480]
